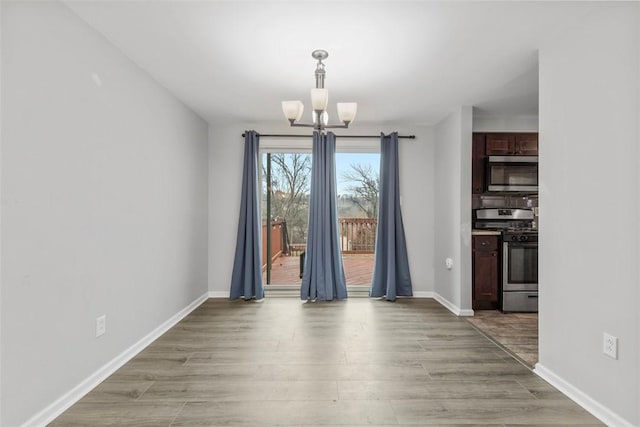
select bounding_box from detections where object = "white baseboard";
[213,290,432,299]
[23,292,209,427]
[208,291,228,298]
[432,292,474,317]
[412,291,435,298]
[534,363,634,427]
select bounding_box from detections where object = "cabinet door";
[515,133,538,155]
[473,250,499,306]
[473,235,499,251]
[472,235,500,310]
[486,134,515,155]
[472,133,486,194]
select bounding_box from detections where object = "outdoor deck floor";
[265,254,374,286]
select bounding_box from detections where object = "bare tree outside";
[337,162,380,253]
[262,153,311,245]
[341,163,379,219]
[261,155,380,252]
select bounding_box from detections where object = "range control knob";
[511,236,519,241]
[520,235,528,242]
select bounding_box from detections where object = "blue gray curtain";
[370,132,413,301]
[300,132,348,301]
[230,131,264,300]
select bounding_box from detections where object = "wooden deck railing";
[263,218,378,265]
[262,219,286,269]
[339,218,377,254]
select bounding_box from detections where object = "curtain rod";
[241,133,416,139]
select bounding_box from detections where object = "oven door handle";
[527,294,538,298]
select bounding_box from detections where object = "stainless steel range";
[474,208,535,230]
[502,231,538,312]
[473,208,538,312]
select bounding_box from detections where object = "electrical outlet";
[445,258,454,270]
[603,332,618,359]
[96,315,106,338]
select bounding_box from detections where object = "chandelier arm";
[323,122,350,129]
[288,121,351,130]
[288,122,316,128]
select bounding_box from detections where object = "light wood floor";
[51,298,601,426]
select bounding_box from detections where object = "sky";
[261,152,380,195]
[335,153,380,195]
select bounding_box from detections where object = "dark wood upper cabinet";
[485,132,538,156]
[486,134,515,155]
[514,133,539,155]
[472,134,486,194]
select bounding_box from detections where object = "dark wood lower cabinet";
[472,235,500,310]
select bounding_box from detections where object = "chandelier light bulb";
[281,101,304,121]
[310,88,329,111]
[337,102,357,123]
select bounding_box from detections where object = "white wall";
[0,2,209,426]
[637,7,640,423]
[208,123,243,296]
[208,123,435,296]
[398,127,435,296]
[472,114,538,132]
[0,3,4,425]
[433,107,473,315]
[434,112,461,309]
[458,108,473,313]
[537,3,639,425]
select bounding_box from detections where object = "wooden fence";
[261,219,286,269]
[262,217,377,270]
[339,218,377,254]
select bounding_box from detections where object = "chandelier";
[281,50,357,132]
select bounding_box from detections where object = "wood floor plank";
[76,380,155,403]
[50,402,183,426]
[391,398,602,425]
[186,350,349,365]
[420,359,532,380]
[337,379,534,400]
[51,298,602,426]
[172,400,398,426]
[111,362,431,383]
[138,380,339,402]
[344,348,509,364]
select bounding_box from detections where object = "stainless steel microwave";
[486,156,538,192]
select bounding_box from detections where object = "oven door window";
[508,244,538,284]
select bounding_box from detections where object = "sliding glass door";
[261,152,311,286]
[335,152,380,286]
[260,148,380,288]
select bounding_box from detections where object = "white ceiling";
[64,1,593,127]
